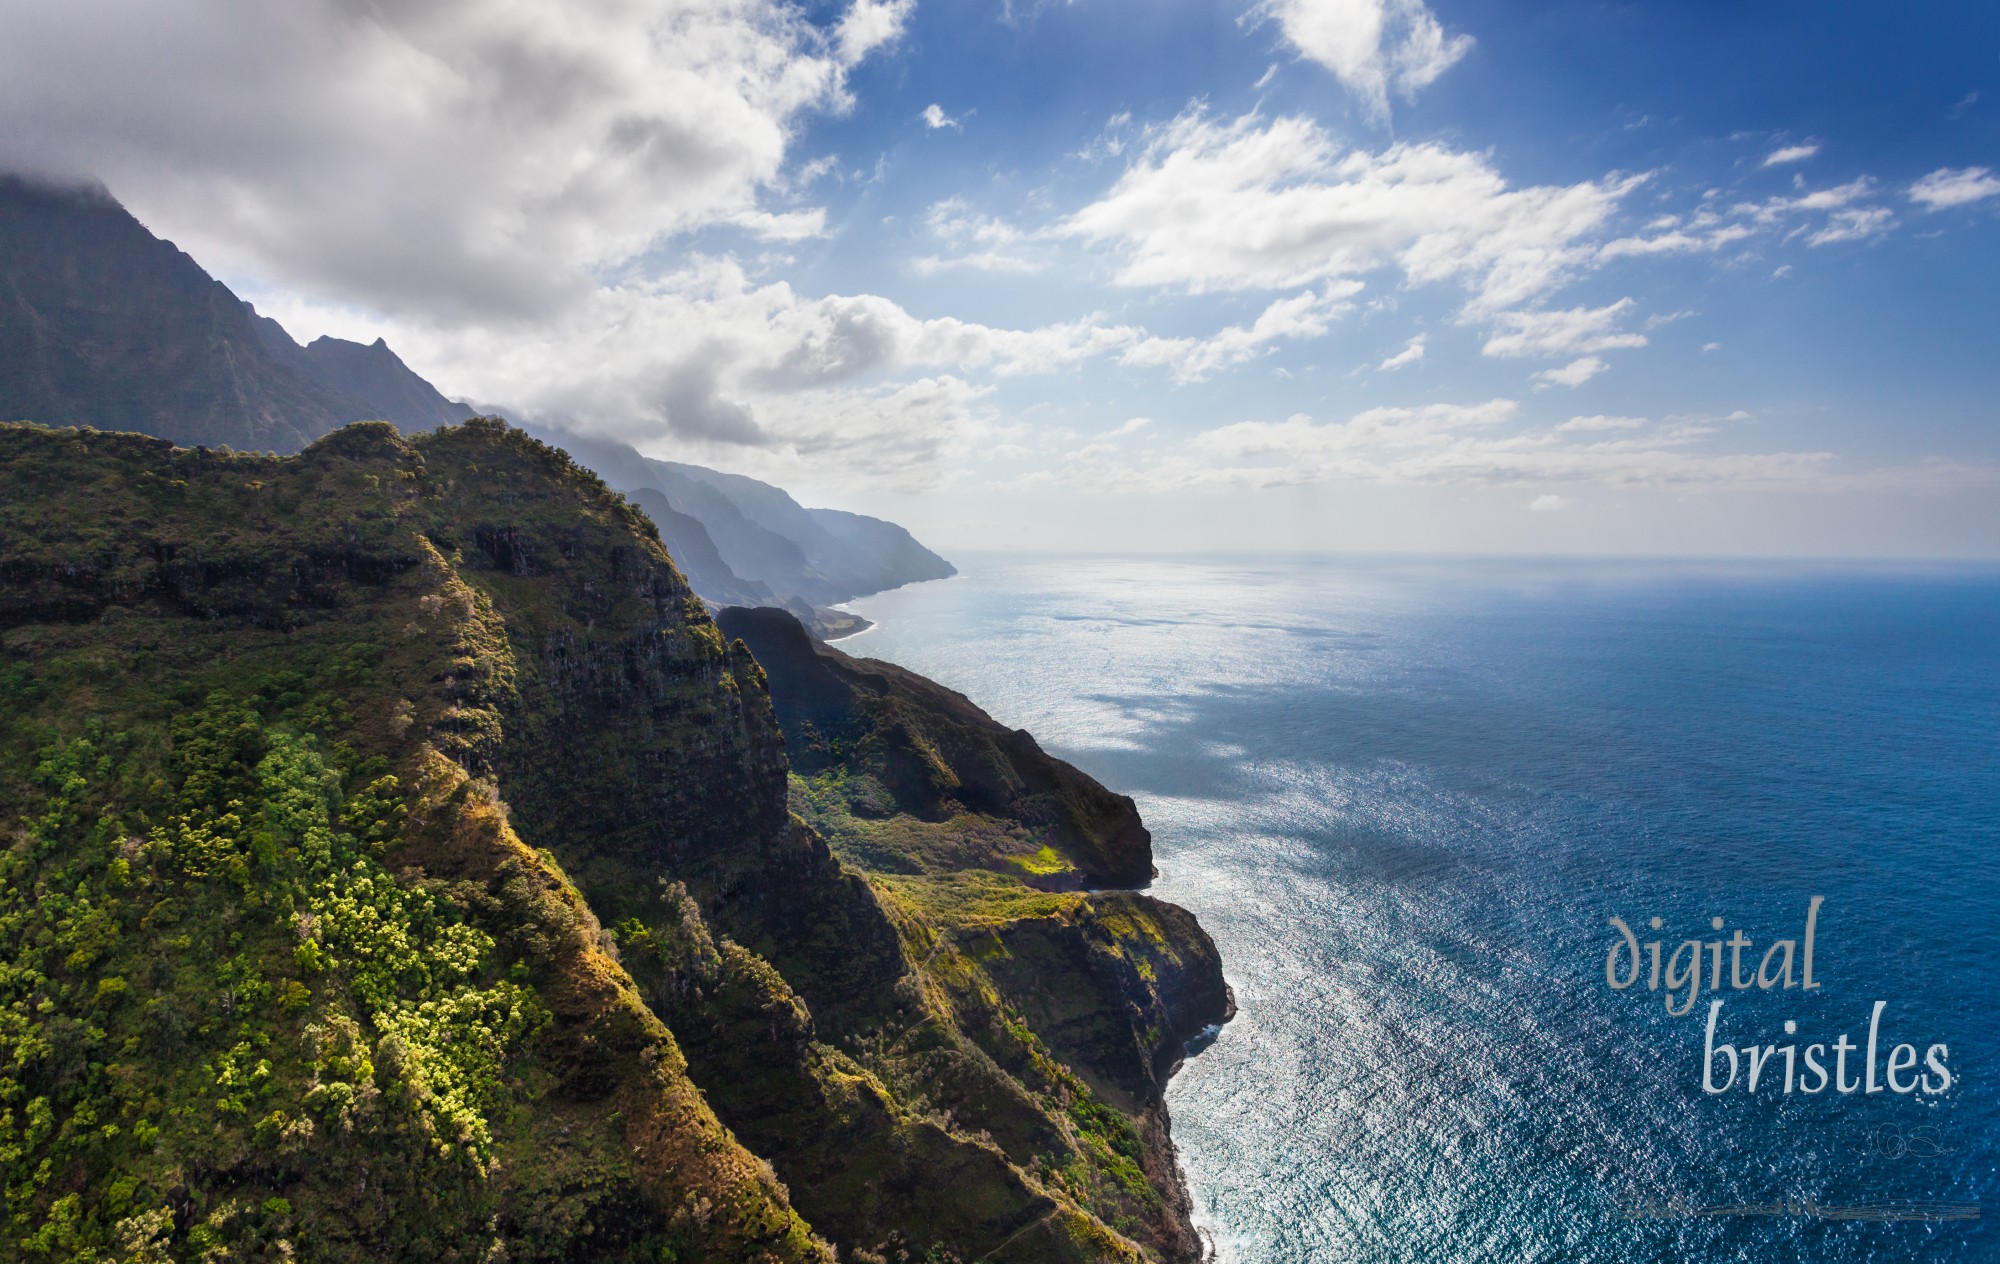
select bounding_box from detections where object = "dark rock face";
[720,603,1234,1264]
[719,604,1156,888]
[625,486,777,610]
[0,175,363,450]
[296,334,475,429]
[0,175,474,450]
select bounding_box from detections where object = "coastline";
[812,569,1237,1262]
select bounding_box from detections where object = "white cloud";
[1555,414,1645,432]
[1108,417,1153,436]
[337,256,1152,491]
[0,0,909,322]
[1762,143,1821,167]
[911,196,1039,273]
[921,103,961,130]
[1482,299,1647,359]
[1740,177,1874,223]
[1597,215,1756,259]
[1021,397,1863,494]
[725,208,830,241]
[1602,175,1905,260]
[1534,357,1608,388]
[1527,493,1572,512]
[1264,0,1472,119]
[1909,167,2000,210]
[1378,333,1426,370]
[1188,398,1520,467]
[1059,109,1640,312]
[1806,206,1894,245]
[835,0,916,64]
[1119,285,1362,382]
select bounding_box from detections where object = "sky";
[3,0,1998,556]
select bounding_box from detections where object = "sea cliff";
[0,417,1229,1262]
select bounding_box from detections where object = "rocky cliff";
[0,418,1229,1262]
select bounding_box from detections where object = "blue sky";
[4,0,1996,554]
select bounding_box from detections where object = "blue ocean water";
[840,555,2000,1263]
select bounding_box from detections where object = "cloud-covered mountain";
[0,174,475,447]
[0,174,952,628]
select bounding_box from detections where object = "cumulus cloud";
[1378,333,1426,370]
[1909,167,2000,210]
[1762,143,1821,167]
[1264,0,1472,119]
[338,256,1152,490]
[1527,493,1572,511]
[1059,109,1640,311]
[921,103,961,130]
[0,0,908,321]
[836,0,915,63]
[1119,285,1361,382]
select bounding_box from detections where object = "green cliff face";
[0,418,1229,1263]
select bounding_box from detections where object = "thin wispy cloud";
[1378,334,1426,370]
[1482,301,1647,359]
[1010,402,1994,499]
[1533,357,1608,388]
[1909,167,2000,210]
[1762,143,1821,167]
[911,197,1038,274]
[1120,286,1361,382]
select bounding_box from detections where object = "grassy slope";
[716,608,1233,1264]
[0,421,820,1261]
[0,419,1226,1264]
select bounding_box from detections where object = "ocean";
[838,554,1999,1263]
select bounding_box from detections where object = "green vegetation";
[0,418,1227,1263]
[0,703,541,1255]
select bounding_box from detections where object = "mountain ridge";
[0,417,1229,1261]
[0,173,954,631]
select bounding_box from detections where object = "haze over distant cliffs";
[0,174,952,631]
[520,423,956,635]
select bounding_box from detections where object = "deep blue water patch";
[845,555,1999,1263]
